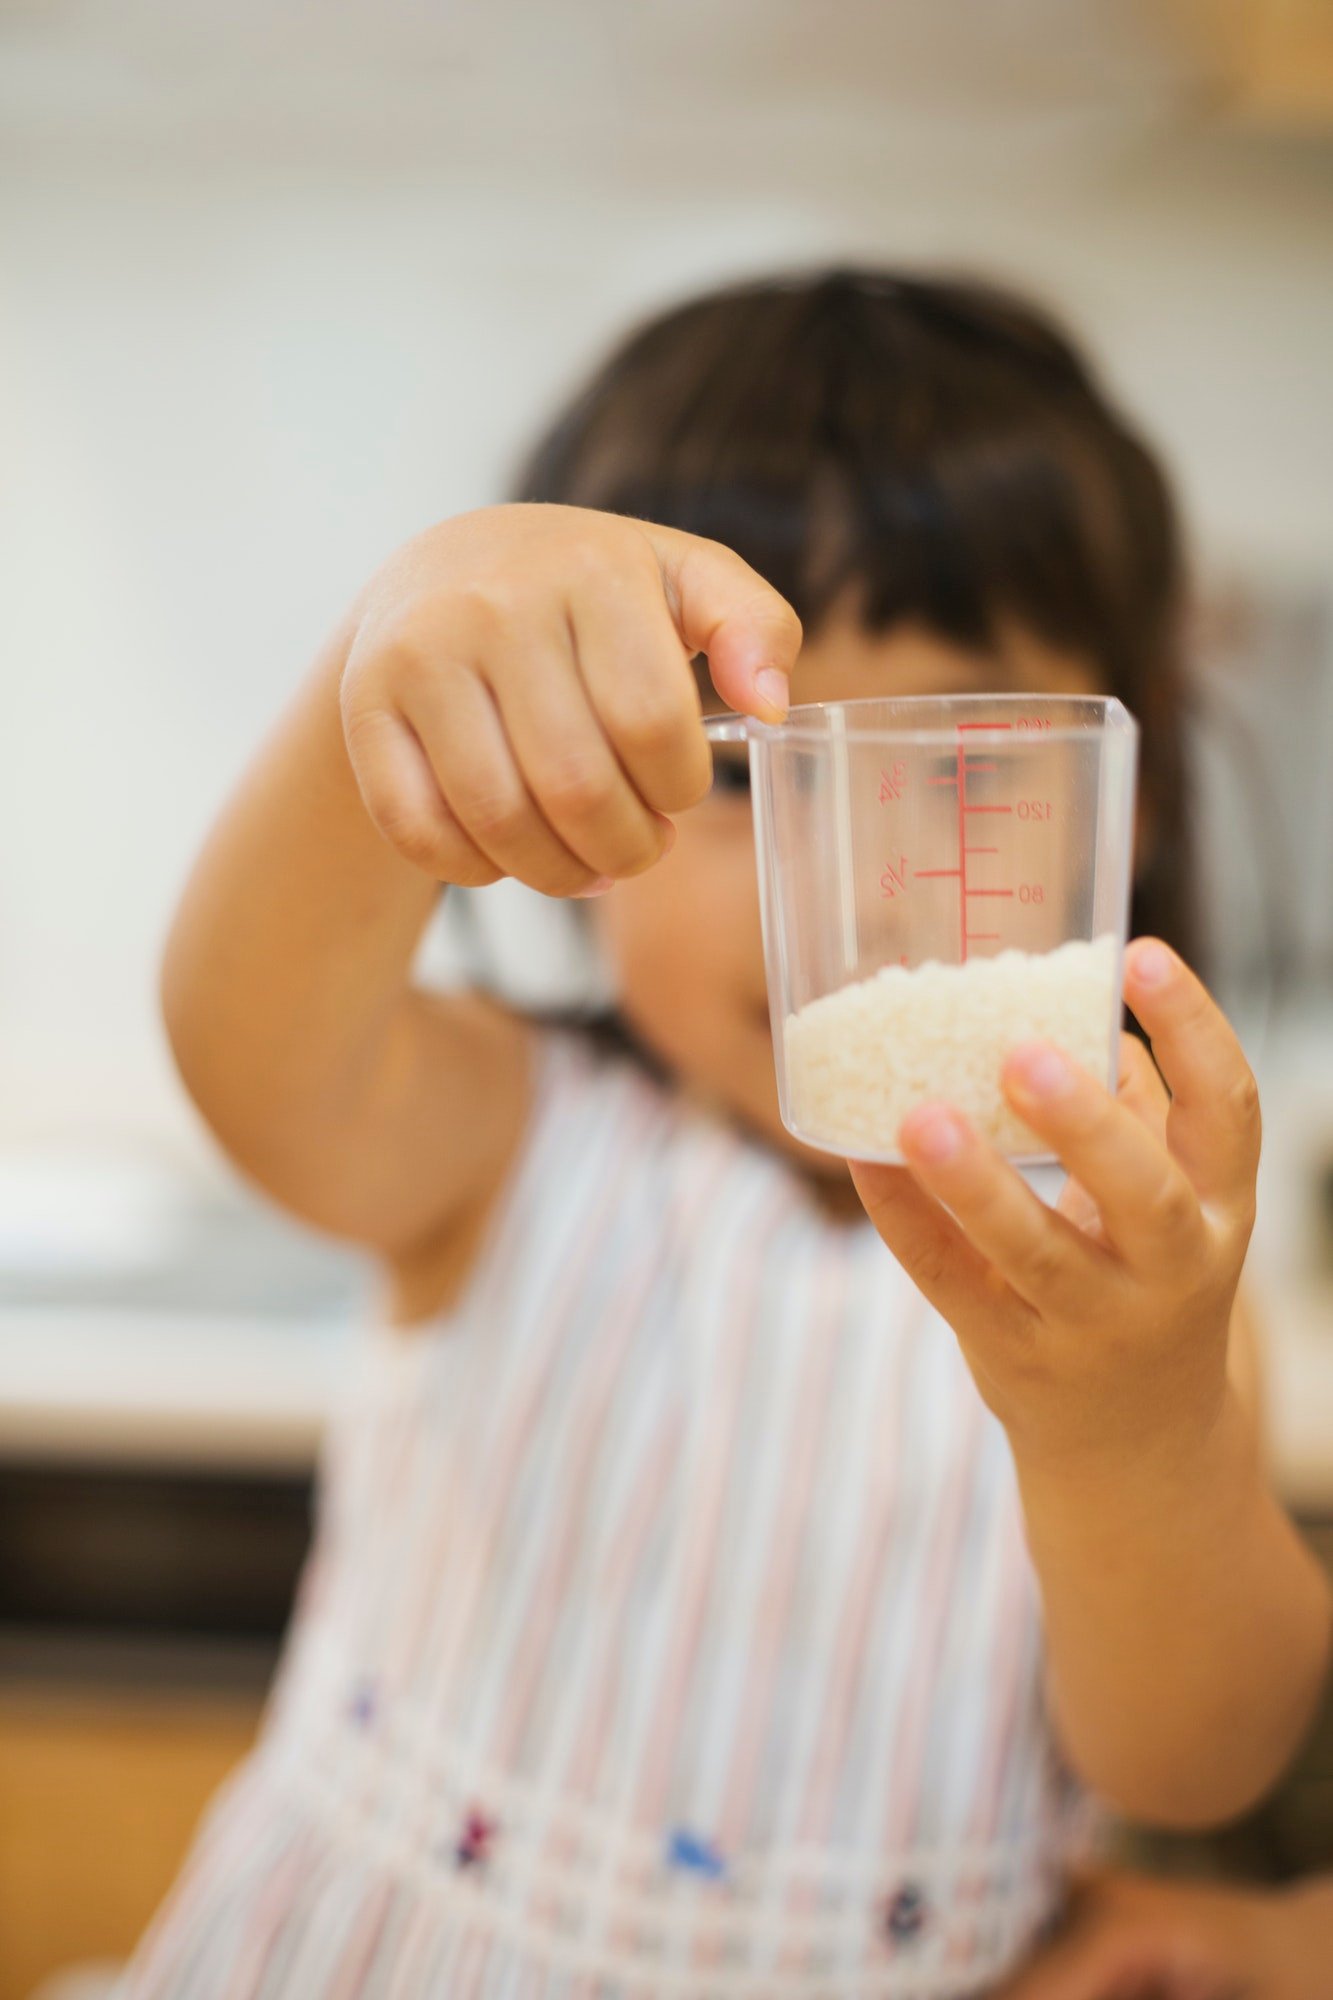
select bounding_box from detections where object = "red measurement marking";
[963,804,1013,814]
[965,846,998,855]
[878,763,906,803]
[914,867,961,878]
[957,720,1014,730]
[880,856,909,898]
[965,932,1002,943]
[956,732,968,963]
[927,774,957,787]
[963,760,997,773]
[964,887,1015,897]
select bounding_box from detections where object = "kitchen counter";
[0,1305,352,1472]
[0,1156,365,1474]
[0,1149,1329,1504]
[2,1284,1331,1511]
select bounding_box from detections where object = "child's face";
[591,616,1102,1176]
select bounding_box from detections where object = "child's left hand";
[994,1867,1333,2000]
[851,938,1260,1480]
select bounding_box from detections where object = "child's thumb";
[641,523,802,723]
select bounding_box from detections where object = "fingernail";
[1009,1042,1072,1099]
[754,668,789,719]
[573,877,615,899]
[1131,941,1175,987]
[902,1106,965,1165]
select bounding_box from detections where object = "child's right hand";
[338,504,802,895]
[996,1867,1333,2000]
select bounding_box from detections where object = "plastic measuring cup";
[704,693,1138,1165]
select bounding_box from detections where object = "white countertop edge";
[0,1401,324,1473]
[3,1294,1332,1509]
[0,1304,350,1473]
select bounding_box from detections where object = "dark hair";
[513,267,1198,971]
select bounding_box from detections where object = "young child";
[124,270,1329,1998]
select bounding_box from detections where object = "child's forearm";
[165,621,433,1080]
[165,507,797,1258]
[161,617,521,1251]
[1016,1390,1331,1827]
[854,946,1333,1830]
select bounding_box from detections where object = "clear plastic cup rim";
[704,691,1137,749]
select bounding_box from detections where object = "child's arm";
[162,505,799,1284]
[853,944,1332,1828]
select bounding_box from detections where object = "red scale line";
[956,731,967,963]
[965,888,1014,897]
[957,720,1013,730]
[963,804,1013,814]
[914,867,960,879]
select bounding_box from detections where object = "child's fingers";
[1001,1042,1207,1273]
[993,1867,1249,2000]
[989,1923,1142,1999]
[1122,940,1261,1215]
[1054,1169,1104,1236]
[894,1104,1111,1317]
[1054,1042,1168,1236]
[848,1159,1026,1338]
[342,700,502,886]
[488,624,674,880]
[993,1922,1232,2000]
[567,576,714,820]
[1116,1031,1169,1144]
[403,662,608,897]
[880,1112,1096,1328]
[641,522,802,723]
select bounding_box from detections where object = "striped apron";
[118,1032,1083,1998]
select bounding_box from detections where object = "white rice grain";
[784,935,1118,1157]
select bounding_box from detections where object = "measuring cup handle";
[702,715,751,746]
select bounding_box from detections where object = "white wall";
[3,115,1332,1155]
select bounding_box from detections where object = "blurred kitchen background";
[2,1,1333,1991]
